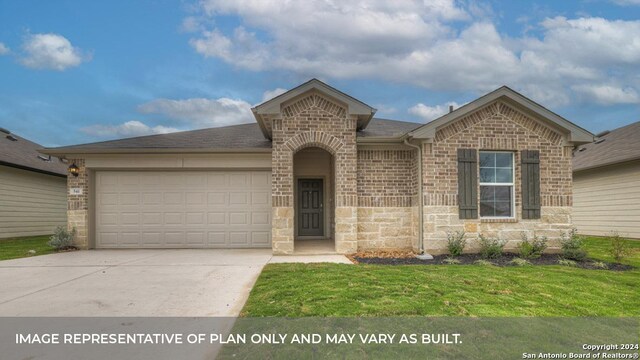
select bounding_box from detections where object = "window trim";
[479,150,516,219]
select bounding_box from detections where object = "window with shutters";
[479,151,515,218]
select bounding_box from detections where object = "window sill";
[481,218,518,223]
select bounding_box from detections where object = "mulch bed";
[351,252,633,271]
[57,246,79,252]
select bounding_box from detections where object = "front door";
[297,179,324,236]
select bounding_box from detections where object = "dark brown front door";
[297,179,323,236]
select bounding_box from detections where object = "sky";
[0,0,639,147]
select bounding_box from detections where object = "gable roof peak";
[409,86,593,145]
[252,78,377,139]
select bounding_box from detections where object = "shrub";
[48,226,76,250]
[508,258,531,267]
[608,231,631,263]
[560,229,587,261]
[558,259,578,267]
[474,259,494,266]
[590,261,608,270]
[478,234,506,259]
[442,257,461,265]
[517,232,548,259]
[446,231,466,257]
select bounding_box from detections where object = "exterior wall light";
[68,163,80,177]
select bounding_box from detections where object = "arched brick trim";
[284,131,345,155]
[435,101,564,145]
[282,93,347,118]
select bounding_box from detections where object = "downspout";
[403,138,432,259]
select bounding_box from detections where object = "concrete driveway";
[0,249,273,316]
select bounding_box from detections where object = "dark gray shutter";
[457,149,478,219]
[521,150,541,219]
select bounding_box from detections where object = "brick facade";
[356,149,418,250]
[67,158,89,249]
[421,101,574,253]
[58,87,577,256]
[271,92,359,254]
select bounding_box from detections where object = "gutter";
[403,138,431,259]
[40,147,273,156]
[0,160,67,178]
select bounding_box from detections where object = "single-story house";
[42,79,593,254]
[0,129,68,239]
[573,121,640,239]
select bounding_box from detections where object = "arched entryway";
[293,147,335,253]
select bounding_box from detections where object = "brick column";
[67,158,89,249]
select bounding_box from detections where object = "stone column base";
[272,207,294,254]
[335,207,357,254]
[68,209,88,249]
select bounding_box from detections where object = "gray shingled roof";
[0,130,67,176]
[44,118,420,154]
[357,118,420,137]
[573,121,640,172]
[44,123,271,153]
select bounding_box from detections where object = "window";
[479,151,514,218]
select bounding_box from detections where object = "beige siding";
[0,165,67,239]
[573,161,640,238]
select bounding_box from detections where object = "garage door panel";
[142,193,162,205]
[252,232,270,246]
[252,212,270,225]
[229,212,248,225]
[121,213,140,225]
[185,192,206,205]
[96,171,271,248]
[186,232,206,245]
[121,232,141,246]
[142,232,162,245]
[207,173,228,188]
[229,232,248,245]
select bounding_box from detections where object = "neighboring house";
[572,121,640,239]
[42,79,593,254]
[0,129,68,239]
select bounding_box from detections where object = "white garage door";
[95,171,271,248]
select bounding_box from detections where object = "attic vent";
[594,138,606,144]
[0,127,10,134]
[6,135,17,141]
[37,154,51,162]
[595,130,610,137]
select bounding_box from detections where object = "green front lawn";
[0,235,55,261]
[242,237,640,317]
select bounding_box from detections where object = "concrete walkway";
[0,249,351,316]
[269,255,353,264]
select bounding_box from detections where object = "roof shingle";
[44,118,421,153]
[0,130,67,176]
[573,121,640,172]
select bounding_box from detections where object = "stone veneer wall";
[356,149,418,250]
[67,158,89,249]
[422,101,574,254]
[271,92,358,254]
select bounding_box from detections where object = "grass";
[241,236,640,317]
[0,235,55,261]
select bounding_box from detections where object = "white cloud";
[81,121,179,138]
[187,1,640,107]
[261,88,287,103]
[409,102,463,121]
[19,33,89,70]
[0,43,9,55]
[137,97,254,127]
[572,84,640,104]
[180,16,202,33]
